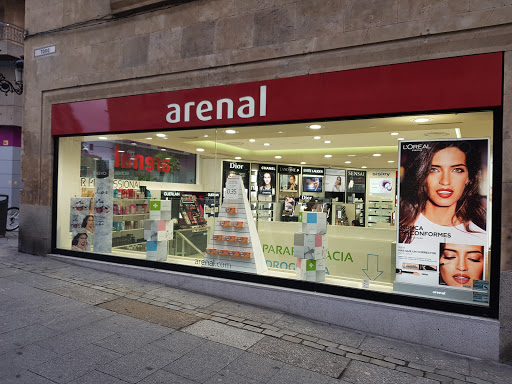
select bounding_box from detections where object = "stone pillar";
[500,50,512,364]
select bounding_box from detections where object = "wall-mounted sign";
[34,45,56,57]
[278,165,301,174]
[302,167,324,175]
[162,191,182,198]
[52,54,502,135]
[347,170,366,193]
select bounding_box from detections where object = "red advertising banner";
[52,53,502,135]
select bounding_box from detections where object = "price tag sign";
[225,177,241,200]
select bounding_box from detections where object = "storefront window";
[56,111,494,307]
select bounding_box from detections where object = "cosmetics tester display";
[205,175,267,274]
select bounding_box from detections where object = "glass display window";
[55,111,495,310]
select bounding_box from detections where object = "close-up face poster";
[396,138,490,291]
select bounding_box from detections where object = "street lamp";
[0,55,23,95]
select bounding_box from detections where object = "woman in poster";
[259,172,275,196]
[71,233,89,251]
[399,140,487,244]
[81,215,94,234]
[439,242,484,288]
[332,176,343,192]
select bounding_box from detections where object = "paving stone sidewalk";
[1,232,511,384]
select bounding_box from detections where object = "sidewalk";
[1,231,511,384]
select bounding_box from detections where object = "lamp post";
[0,56,23,95]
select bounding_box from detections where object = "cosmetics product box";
[299,212,327,234]
[293,233,328,259]
[146,240,167,262]
[225,207,238,214]
[213,234,223,241]
[223,235,237,242]
[219,220,231,227]
[216,249,229,256]
[239,251,252,258]
[231,221,245,228]
[236,236,250,243]
[227,250,240,258]
[206,247,216,254]
[296,258,326,282]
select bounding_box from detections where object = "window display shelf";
[113,228,144,233]
[113,213,148,218]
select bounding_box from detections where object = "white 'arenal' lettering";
[166,86,267,124]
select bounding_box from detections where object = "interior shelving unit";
[367,200,395,227]
[112,198,150,247]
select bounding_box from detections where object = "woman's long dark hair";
[72,232,87,246]
[399,141,486,243]
[81,215,93,228]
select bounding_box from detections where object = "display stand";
[144,200,174,261]
[70,197,93,251]
[294,212,327,282]
[204,175,267,274]
[93,160,113,254]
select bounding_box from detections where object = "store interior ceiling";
[100,111,493,170]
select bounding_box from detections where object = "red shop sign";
[52,53,503,135]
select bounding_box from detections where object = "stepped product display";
[295,212,328,282]
[144,200,174,261]
[204,175,267,274]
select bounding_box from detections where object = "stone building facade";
[22,0,512,362]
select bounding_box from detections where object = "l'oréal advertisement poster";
[395,139,490,295]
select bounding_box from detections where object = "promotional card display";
[205,175,268,274]
[278,165,300,192]
[282,197,296,215]
[222,161,250,199]
[93,159,113,253]
[295,212,328,282]
[144,200,174,261]
[257,164,276,198]
[395,139,490,299]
